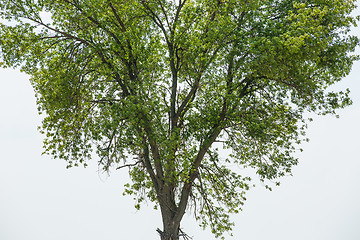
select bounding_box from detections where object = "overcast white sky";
[1,5,360,240]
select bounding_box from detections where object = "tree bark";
[157,226,180,240]
[157,186,185,240]
[157,210,181,240]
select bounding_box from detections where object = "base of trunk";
[156,228,179,240]
[157,228,192,240]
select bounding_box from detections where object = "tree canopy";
[0,0,358,239]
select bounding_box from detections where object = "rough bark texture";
[157,226,180,240]
[157,185,184,240]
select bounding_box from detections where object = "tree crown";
[1,0,358,238]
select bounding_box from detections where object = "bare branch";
[116,160,142,170]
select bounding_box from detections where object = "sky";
[1,5,360,240]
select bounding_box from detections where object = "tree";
[0,0,358,239]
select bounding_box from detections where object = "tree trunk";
[157,205,181,240]
[157,226,180,240]
[157,186,183,240]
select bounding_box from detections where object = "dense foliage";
[1,0,358,239]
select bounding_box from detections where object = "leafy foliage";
[1,0,358,238]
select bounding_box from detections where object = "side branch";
[174,100,227,225]
[26,17,90,46]
[108,2,127,32]
[141,139,161,192]
[116,160,142,170]
[138,111,164,182]
[139,0,170,44]
[173,77,200,126]
[174,43,224,127]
